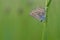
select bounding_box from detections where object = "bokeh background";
[0,0,60,40]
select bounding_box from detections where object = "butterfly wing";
[30,8,46,22]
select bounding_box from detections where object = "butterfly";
[30,8,46,22]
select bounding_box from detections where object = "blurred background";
[0,0,45,40]
[0,0,60,40]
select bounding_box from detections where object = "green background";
[0,0,60,40]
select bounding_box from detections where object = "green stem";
[42,0,52,40]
